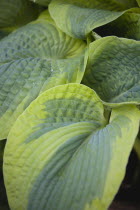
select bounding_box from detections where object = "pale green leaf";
[49,0,136,39]
[0,11,87,140]
[4,84,140,210]
[82,36,140,106]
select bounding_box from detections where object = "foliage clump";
[0,0,140,209]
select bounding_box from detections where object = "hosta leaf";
[4,84,140,210]
[82,36,140,105]
[31,0,51,6]
[95,8,140,40]
[0,11,87,140]
[49,0,136,39]
[0,0,40,30]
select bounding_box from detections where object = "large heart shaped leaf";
[49,0,137,39]
[0,11,87,140]
[4,84,140,210]
[95,8,140,40]
[0,0,40,30]
[82,36,140,105]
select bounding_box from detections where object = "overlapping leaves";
[0,0,140,210]
[4,84,140,210]
[94,8,140,40]
[49,0,139,39]
[0,11,87,140]
[82,36,140,105]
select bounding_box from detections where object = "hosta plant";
[0,0,140,210]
